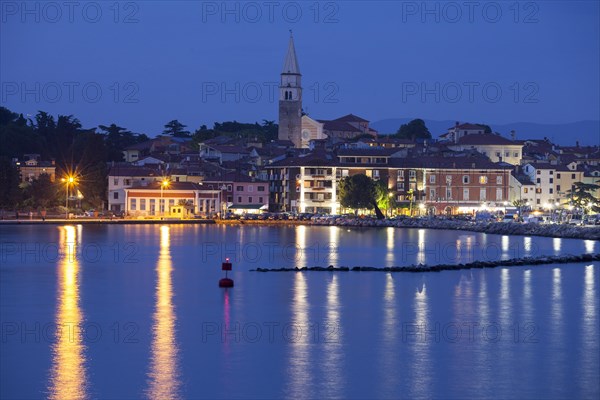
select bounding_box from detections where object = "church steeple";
[282,30,300,75]
[278,31,303,148]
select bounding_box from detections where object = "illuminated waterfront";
[1,224,598,399]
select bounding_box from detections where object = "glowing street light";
[160,179,170,218]
[61,175,77,219]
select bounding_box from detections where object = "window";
[409,170,416,179]
[113,192,118,199]
[238,196,242,203]
[537,199,541,205]
[549,188,553,194]
[140,199,146,211]
[480,188,486,201]
[571,174,576,179]
[258,186,265,191]
[505,151,510,157]
[556,185,561,192]
[524,188,528,193]
[130,198,136,211]
[248,186,254,192]
[479,176,488,184]
[496,188,502,201]
[446,188,452,200]
[227,185,232,191]
[373,170,380,178]
[175,176,180,182]
[430,175,436,184]
[536,178,541,184]
[462,175,470,184]
[342,169,349,177]
[496,176,502,185]
[496,152,501,157]
[446,175,452,184]
[113,178,119,185]
[259,197,263,203]
[248,197,253,203]
[557,173,561,179]
[169,199,175,207]
[536,188,542,193]
[365,170,373,178]
[125,179,131,185]
[549,178,553,183]
[236,186,243,191]
[430,189,436,199]
[398,182,405,190]
[536,171,541,175]
[463,188,469,200]
[549,171,553,175]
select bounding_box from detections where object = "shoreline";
[1,217,598,240]
[251,253,600,273]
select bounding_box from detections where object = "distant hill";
[371,119,600,146]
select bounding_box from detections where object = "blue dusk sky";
[1,0,599,137]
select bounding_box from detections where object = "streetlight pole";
[62,176,74,219]
[160,179,170,219]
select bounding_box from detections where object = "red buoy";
[219,258,234,287]
[219,278,234,287]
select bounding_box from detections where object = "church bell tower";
[278,31,302,148]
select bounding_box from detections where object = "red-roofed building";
[448,133,524,165]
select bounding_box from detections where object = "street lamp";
[160,179,170,218]
[61,175,76,219]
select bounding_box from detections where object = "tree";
[393,119,431,140]
[0,157,22,208]
[99,123,148,161]
[338,174,385,219]
[566,182,600,214]
[163,120,190,137]
[374,180,396,217]
[24,174,59,209]
[178,199,194,218]
[474,123,493,134]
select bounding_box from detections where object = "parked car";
[502,214,517,222]
[567,215,584,225]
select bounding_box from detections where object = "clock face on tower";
[302,130,310,140]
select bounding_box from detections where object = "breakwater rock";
[250,253,600,273]
[312,218,600,240]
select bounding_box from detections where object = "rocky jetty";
[311,218,600,240]
[250,253,600,273]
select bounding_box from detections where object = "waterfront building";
[266,148,512,214]
[523,163,557,208]
[124,181,222,218]
[108,165,160,212]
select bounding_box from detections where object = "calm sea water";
[1,224,598,399]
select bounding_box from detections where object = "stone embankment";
[251,253,600,273]
[311,218,600,240]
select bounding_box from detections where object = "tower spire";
[282,31,300,75]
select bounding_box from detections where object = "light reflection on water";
[580,265,597,397]
[409,282,431,399]
[286,273,311,399]
[146,226,181,400]
[0,225,597,399]
[379,274,397,396]
[321,275,343,397]
[48,226,88,400]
